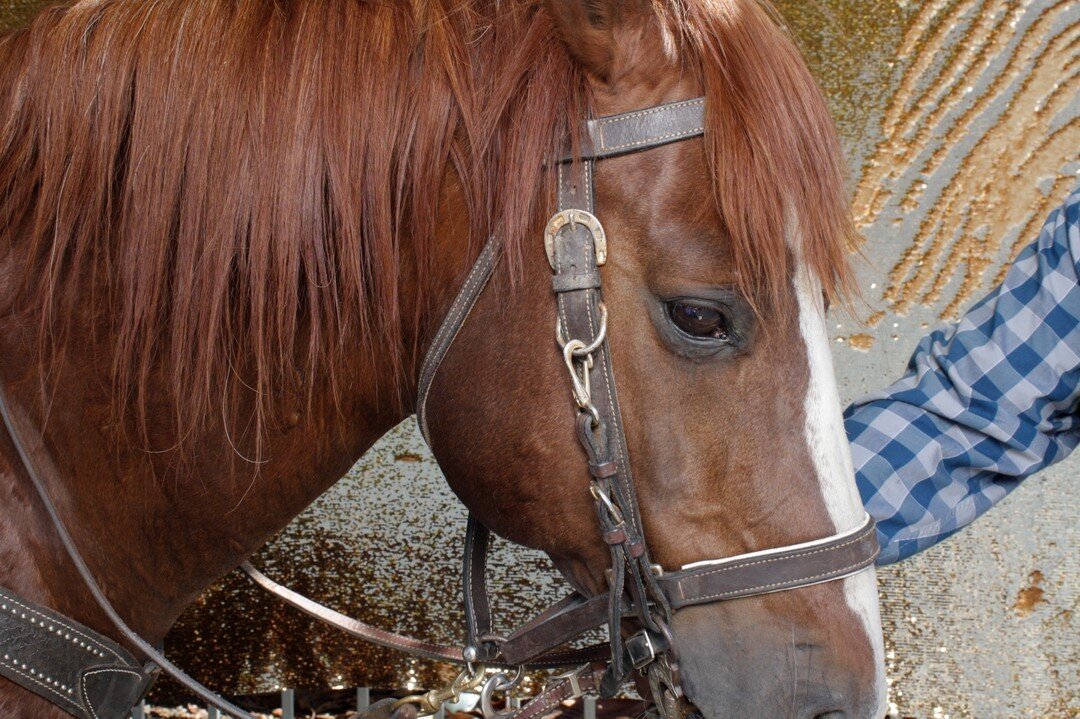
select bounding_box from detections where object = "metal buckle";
[625,630,657,671]
[646,655,686,719]
[545,209,607,270]
[551,664,590,700]
[480,668,525,719]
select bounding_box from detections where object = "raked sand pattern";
[854,0,1079,322]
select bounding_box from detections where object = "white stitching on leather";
[557,160,565,210]
[0,593,121,661]
[682,523,874,580]
[595,97,704,126]
[600,127,704,154]
[584,160,593,212]
[464,528,479,640]
[687,558,876,604]
[555,163,571,336]
[517,686,566,719]
[79,667,145,719]
[592,98,704,154]
[0,655,80,709]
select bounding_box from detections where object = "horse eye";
[667,300,730,341]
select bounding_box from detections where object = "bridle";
[407,95,879,719]
[0,96,878,719]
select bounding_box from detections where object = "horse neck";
[0,211,476,649]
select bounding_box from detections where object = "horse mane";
[0,0,853,459]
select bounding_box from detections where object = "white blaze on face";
[792,248,887,718]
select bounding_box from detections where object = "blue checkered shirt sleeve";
[845,187,1080,564]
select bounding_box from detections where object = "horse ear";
[545,0,644,82]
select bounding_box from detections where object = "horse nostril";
[813,713,846,719]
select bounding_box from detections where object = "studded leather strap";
[0,587,157,719]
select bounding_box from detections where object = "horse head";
[423,2,886,717]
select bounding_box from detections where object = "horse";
[0,1,886,717]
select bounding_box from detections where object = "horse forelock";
[671,0,858,315]
[0,0,854,461]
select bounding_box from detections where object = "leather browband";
[561,97,706,162]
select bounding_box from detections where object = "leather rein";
[0,97,878,719]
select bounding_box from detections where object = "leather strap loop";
[552,271,602,293]
[589,461,618,479]
[602,527,628,545]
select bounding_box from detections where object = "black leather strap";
[0,586,157,719]
[416,238,497,444]
[462,517,497,662]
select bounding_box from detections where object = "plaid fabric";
[845,186,1080,564]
